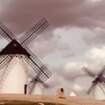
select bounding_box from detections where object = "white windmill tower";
[82,66,105,100]
[0,18,52,94]
[0,55,28,94]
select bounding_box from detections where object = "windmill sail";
[0,21,17,41]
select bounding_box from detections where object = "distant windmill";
[69,91,76,97]
[0,17,52,94]
[82,66,105,100]
[28,66,49,95]
[28,76,49,95]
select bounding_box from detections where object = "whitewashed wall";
[0,55,28,94]
[93,83,105,100]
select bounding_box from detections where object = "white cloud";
[63,46,105,79]
[53,26,89,56]
[64,61,85,78]
[84,46,105,72]
[31,38,71,58]
[89,0,102,2]
[85,47,105,60]
[73,84,85,92]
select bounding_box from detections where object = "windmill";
[28,71,49,95]
[82,66,105,100]
[0,17,52,94]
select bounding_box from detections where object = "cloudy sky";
[0,0,105,97]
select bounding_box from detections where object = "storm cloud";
[0,0,105,34]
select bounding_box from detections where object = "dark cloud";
[84,34,105,45]
[0,0,105,35]
[83,27,105,45]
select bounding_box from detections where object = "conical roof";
[69,92,76,96]
[0,40,30,56]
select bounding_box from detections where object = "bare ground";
[0,94,104,105]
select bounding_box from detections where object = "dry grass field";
[0,94,104,105]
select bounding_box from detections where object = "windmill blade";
[0,55,9,69]
[31,70,42,83]
[30,67,45,83]
[24,47,52,82]
[87,81,97,94]
[0,55,8,62]
[19,17,49,46]
[41,82,49,88]
[0,21,17,42]
[24,56,43,80]
[29,76,45,94]
[97,65,105,77]
[82,66,96,78]
[0,55,13,70]
[33,70,49,88]
[28,71,42,94]
[28,82,36,94]
[99,76,105,83]
[24,56,51,82]
[28,57,52,81]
